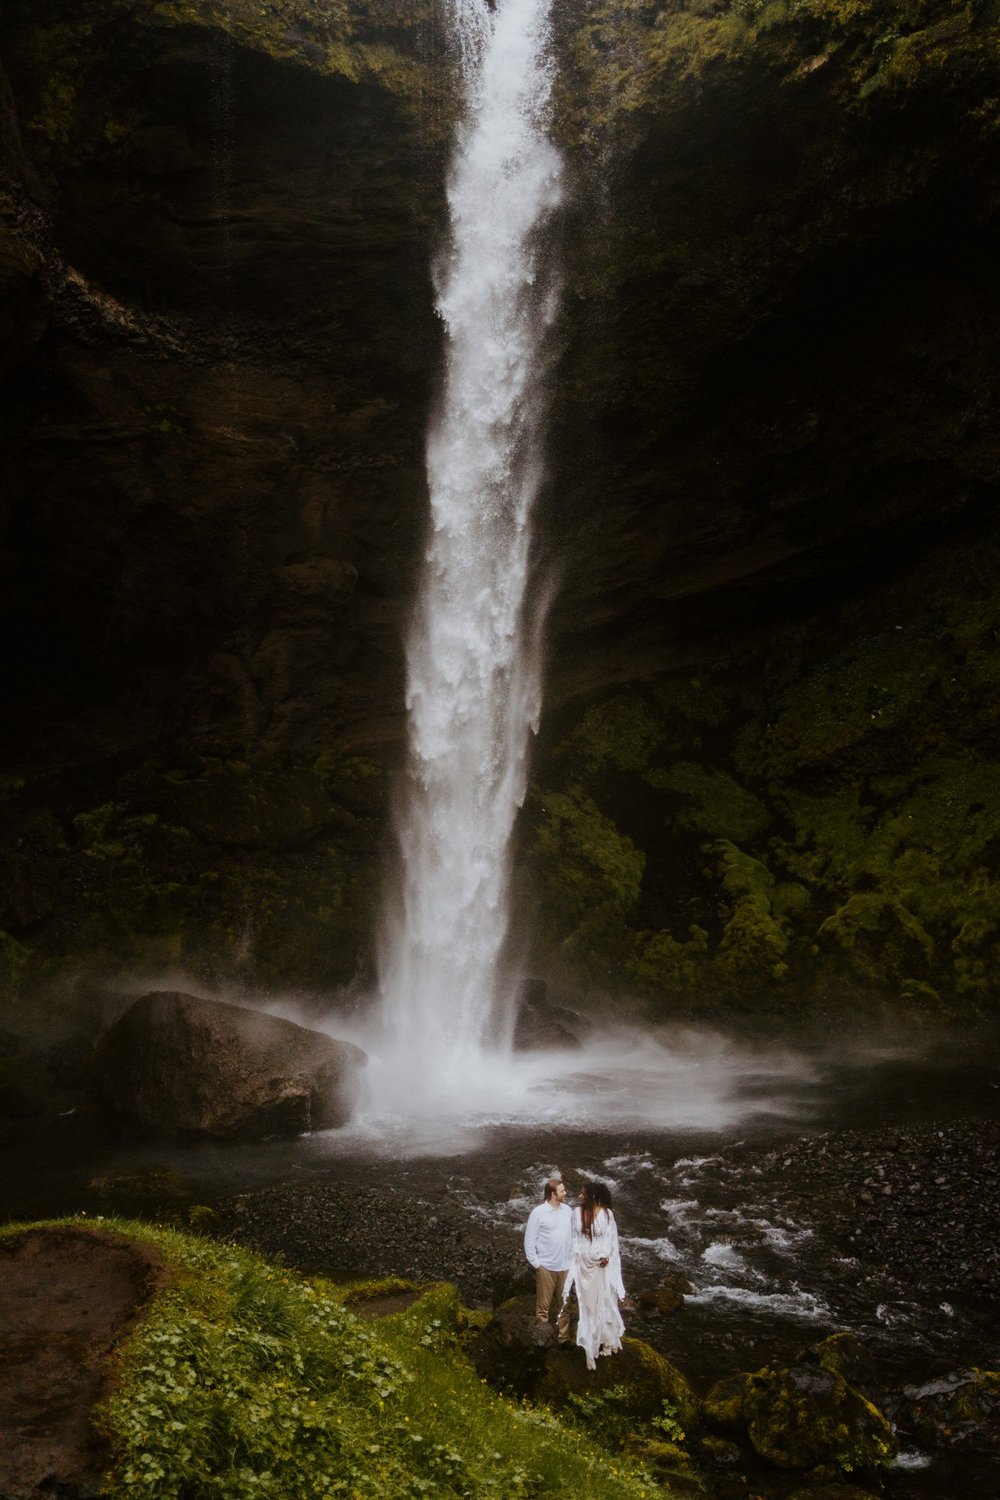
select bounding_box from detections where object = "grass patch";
[2,1219,662,1499]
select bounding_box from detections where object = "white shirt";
[524,1200,573,1272]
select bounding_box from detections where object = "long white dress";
[563,1206,626,1371]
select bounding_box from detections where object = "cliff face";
[1,0,998,1026]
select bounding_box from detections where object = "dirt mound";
[0,1225,166,1498]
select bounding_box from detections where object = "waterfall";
[378,0,563,1082]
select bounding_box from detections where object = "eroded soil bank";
[0,1226,166,1499]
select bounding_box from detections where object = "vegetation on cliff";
[527,525,1000,1016]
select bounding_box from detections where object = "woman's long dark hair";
[593,1183,614,1214]
[578,1183,597,1239]
[578,1182,615,1238]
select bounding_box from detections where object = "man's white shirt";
[524,1200,573,1272]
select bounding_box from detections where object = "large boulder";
[96,991,366,1140]
[536,1336,700,1439]
[743,1364,896,1472]
[464,1294,552,1397]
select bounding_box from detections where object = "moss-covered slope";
[0,1220,664,1499]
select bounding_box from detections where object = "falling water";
[378,0,563,1082]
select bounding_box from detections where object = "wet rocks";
[210,1178,521,1304]
[511,979,587,1051]
[735,1119,1000,1306]
[900,1367,1000,1451]
[95,990,366,1139]
[742,1364,896,1472]
[464,1294,552,1396]
[536,1337,700,1436]
[637,1272,694,1315]
[787,1486,881,1500]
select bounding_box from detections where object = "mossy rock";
[808,1334,880,1398]
[465,1294,551,1398]
[695,1433,742,1466]
[744,1364,896,1471]
[638,1278,692,1314]
[901,1367,1000,1451]
[537,1336,700,1435]
[703,1371,753,1432]
[623,1437,707,1494]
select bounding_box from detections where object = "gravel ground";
[212,1180,524,1304]
[740,1118,1000,1306]
[210,1118,1000,1321]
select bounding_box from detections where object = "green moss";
[649,763,769,843]
[531,786,645,928]
[628,925,710,1001]
[555,0,1000,143]
[702,1372,752,1431]
[538,1336,701,1441]
[711,841,791,990]
[743,1364,895,1472]
[566,697,661,775]
[818,891,934,984]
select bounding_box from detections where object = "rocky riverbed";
[207,1117,1000,1395]
[205,1116,1000,1498]
[739,1120,1000,1311]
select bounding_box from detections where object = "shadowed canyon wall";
[1,0,998,1030]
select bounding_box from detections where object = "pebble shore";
[210,1119,1000,1319]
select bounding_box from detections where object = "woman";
[563,1181,626,1371]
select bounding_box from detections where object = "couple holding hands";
[523,1176,627,1372]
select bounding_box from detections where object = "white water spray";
[378,0,563,1081]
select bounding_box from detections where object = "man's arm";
[524,1205,542,1267]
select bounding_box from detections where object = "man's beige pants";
[536,1267,571,1340]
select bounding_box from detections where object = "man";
[523,1176,573,1343]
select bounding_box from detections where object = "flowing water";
[377,0,563,1085]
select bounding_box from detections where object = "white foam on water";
[687,1284,830,1320]
[701,1241,753,1274]
[623,1235,683,1262]
[894,1450,932,1471]
[759,1221,814,1252]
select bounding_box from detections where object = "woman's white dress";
[563,1207,626,1371]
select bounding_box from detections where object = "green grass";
[2,1220,664,1499]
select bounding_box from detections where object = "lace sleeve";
[608,1212,626,1299]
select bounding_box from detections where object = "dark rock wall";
[527,0,1000,1017]
[1,0,998,1027]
